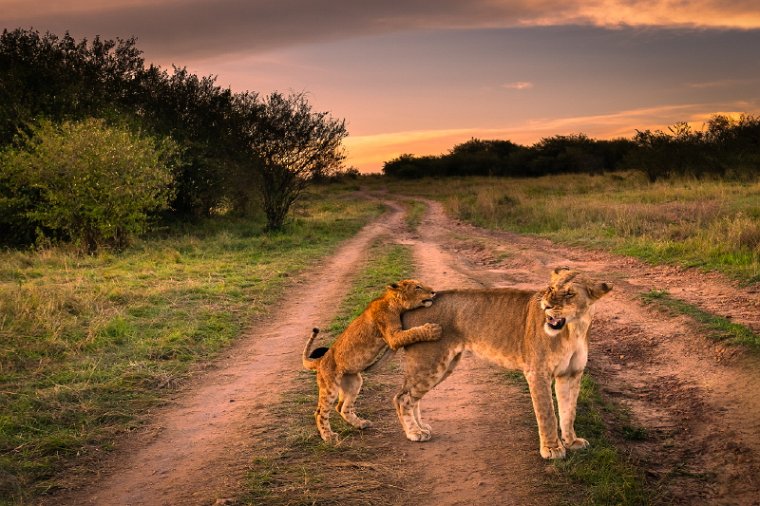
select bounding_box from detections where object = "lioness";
[394,267,612,459]
[303,279,443,442]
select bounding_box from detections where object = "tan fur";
[303,279,442,442]
[395,268,612,459]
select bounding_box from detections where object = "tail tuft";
[302,327,323,370]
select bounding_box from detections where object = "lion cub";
[303,279,442,442]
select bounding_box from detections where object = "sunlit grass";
[640,289,760,347]
[378,173,760,283]
[0,188,382,500]
[502,372,650,505]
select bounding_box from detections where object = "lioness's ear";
[587,282,612,300]
[387,282,399,291]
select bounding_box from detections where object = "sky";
[3,1,760,172]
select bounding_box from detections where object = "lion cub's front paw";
[540,444,566,459]
[320,431,340,444]
[563,437,590,451]
[424,323,443,340]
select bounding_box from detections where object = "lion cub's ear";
[551,266,572,283]
[387,282,400,291]
[587,281,613,300]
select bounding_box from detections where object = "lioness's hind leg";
[412,352,462,434]
[338,373,372,429]
[412,401,430,434]
[396,351,461,442]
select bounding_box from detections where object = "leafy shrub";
[1,118,178,252]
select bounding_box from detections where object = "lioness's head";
[387,279,437,309]
[540,267,612,335]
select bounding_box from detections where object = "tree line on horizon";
[0,28,348,251]
[382,116,760,181]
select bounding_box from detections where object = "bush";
[1,118,178,252]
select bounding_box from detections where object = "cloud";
[502,81,534,90]
[687,78,760,89]
[4,0,760,61]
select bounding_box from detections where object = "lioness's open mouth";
[546,316,566,330]
[422,298,434,307]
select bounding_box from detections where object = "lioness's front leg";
[555,372,589,450]
[385,323,442,351]
[524,371,565,459]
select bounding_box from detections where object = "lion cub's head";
[387,279,437,310]
[540,267,612,335]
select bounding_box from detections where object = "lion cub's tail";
[302,327,328,370]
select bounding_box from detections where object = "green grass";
[375,173,760,284]
[554,375,650,505]
[640,289,760,347]
[243,242,414,505]
[0,188,383,501]
[404,200,427,231]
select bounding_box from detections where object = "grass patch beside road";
[0,190,382,501]
[378,173,760,284]
[554,375,651,505]
[502,373,650,505]
[640,289,760,348]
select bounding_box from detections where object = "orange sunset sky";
[3,1,760,172]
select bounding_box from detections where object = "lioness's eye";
[565,292,575,299]
[416,286,422,290]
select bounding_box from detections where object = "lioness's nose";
[431,292,436,297]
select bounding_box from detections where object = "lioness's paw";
[406,430,432,442]
[425,323,443,339]
[563,437,590,451]
[540,444,566,459]
[356,419,373,430]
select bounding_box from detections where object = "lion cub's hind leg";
[315,372,341,443]
[337,373,372,429]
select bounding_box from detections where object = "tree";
[1,118,177,252]
[0,29,262,218]
[251,92,347,230]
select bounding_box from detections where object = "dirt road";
[54,194,760,505]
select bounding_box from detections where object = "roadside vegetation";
[0,190,381,500]
[383,117,760,181]
[403,199,427,231]
[553,376,650,505]
[640,290,760,347]
[1,28,349,250]
[380,172,760,283]
[243,242,414,505]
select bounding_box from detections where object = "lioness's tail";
[302,327,327,370]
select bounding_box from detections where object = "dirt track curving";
[53,194,760,505]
